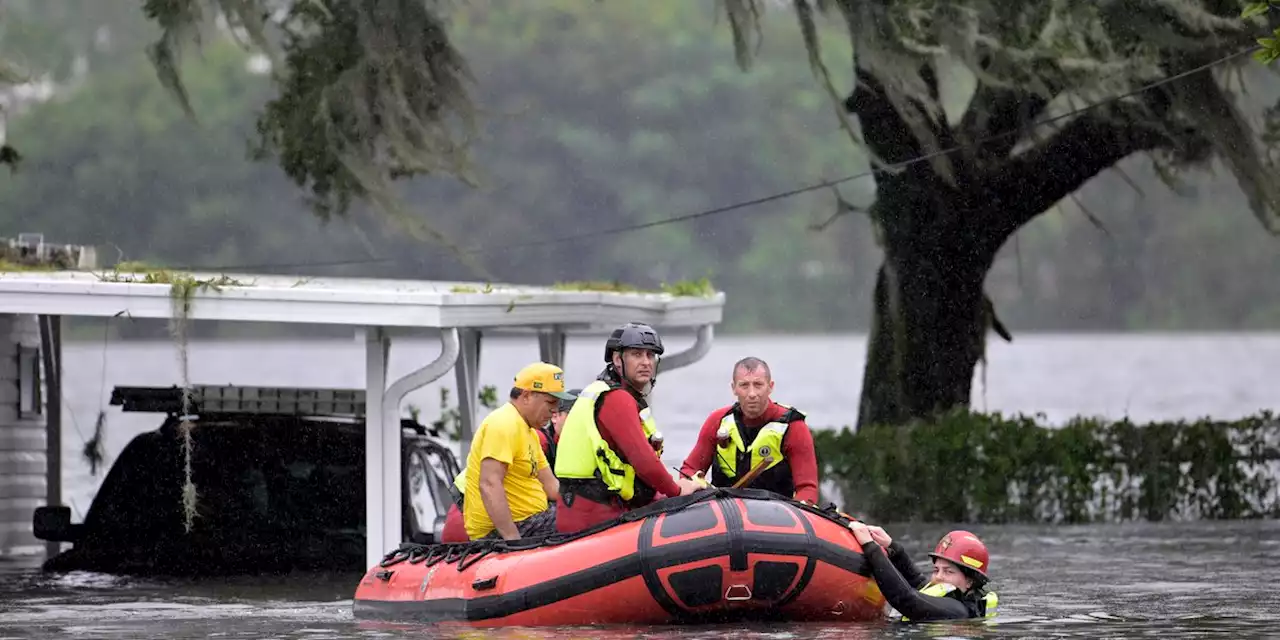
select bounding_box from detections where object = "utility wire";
[174,44,1258,272]
[455,44,1258,256]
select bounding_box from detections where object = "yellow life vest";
[553,379,660,502]
[898,582,999,621]
[713,404,801,480]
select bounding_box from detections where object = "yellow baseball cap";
[513,362,576,400]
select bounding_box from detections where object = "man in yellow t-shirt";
[463,362,574,540]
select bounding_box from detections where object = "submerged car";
[33,385,461,576]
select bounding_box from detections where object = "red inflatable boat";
[353,489,886,626]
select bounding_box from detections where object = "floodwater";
[2,332,1279,638]
[3,519,1277,638]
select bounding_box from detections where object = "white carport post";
[364,327,390,570]
[537,325,567,367]
[364,327,461,569]
[454,329,483,461]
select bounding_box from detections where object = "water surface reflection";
[2,520,1275,639]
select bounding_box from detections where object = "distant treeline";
[3,0,1280,336]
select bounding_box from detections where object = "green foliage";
[4,3,1280,334]
[0,35,380,279]
[0,0,161,170]
[987,163,1280,330]
[0,2,872,333]
[138,0,481,270]
[727,1,1280,235]
[3,1,157,75]
[815,410,1280,524]
[428,0,870,329]
[1245,1,1275,19]
[249,0,475,222]
[550,277,717,297]
[1244,2,1280,64]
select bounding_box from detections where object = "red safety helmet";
[927,530,990,579]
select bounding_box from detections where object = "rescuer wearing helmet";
[847,523,999,621]
[678,356,819,503]
[553,322,702,533]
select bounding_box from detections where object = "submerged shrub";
[814,410,1280,524]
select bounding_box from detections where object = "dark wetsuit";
[862,541,993,621]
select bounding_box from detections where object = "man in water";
[849,523,999,621]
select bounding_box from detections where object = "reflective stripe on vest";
[448,468,467,508]
[552,379,658,502]
[713,405,796,480]
[898,582,998,620]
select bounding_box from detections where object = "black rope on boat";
[442,543,468,564]
[421,545,446,566]
[455,545,494,571]
[404,544,434,565]
[375,487,863,571]
[379,547,412,568]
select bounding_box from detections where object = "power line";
[453,44,1257,256]
[171,44,1257,273]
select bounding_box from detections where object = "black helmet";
[558,389,581,413]
[603,322,665,362]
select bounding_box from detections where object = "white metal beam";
[364,327,461,569]
[37,315,62,560]
[0,270,727,571]
[363,327,390,570]
[454,329,483,462]
[0,272,724,330]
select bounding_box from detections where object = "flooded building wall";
[0,313,47,558]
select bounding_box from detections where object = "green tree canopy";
[4,1,1280,352]
[716,1,1280,427]
[0,1,882,333]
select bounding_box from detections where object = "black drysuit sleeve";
[863,542,972,621]
[886,541,929,590]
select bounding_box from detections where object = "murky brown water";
[3,519,1276,639]
[3,334,1278,637]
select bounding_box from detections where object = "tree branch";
[845,68,924,165]
[919,61,959,151]
[984,104,1176,240]
[1164,54,1280,233]
[958,86,1051,161]
[847,62,958,179]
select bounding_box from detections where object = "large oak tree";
[724,1,1280,426]
[7,0,1280,427]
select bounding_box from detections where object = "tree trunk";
[856,190,996,429]
[846,65,1179,428]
